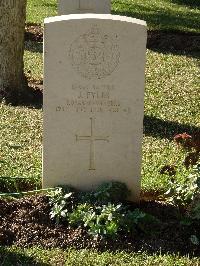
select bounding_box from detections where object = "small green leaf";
[190,235,199,245]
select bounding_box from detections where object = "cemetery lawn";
[26,0,200,33]
[1,246,200,266]
[0,0,199,264]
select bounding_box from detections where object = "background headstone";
[58,0,111,15]
[43,14,147,201]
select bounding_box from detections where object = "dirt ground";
[0,195,199,256]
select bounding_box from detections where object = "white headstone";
[58,0,111,15]
[43,14,147,201]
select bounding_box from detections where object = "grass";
[145,51,199,126]
[26,0,57,24]
[112,0,200,33]
[0,103,42,191]
[1,247,200,266]
[142,50,200,191]
[26,0,200,33]
[24,41,43,81]
[0,0,199,264]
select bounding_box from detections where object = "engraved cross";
[77,0,93,11]
[76,117,109,170]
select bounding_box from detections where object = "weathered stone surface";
[43,14,147,201]
[58,0,110,15]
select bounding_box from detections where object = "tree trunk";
[0,0,27,103]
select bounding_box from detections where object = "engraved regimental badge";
[69,25,120,80]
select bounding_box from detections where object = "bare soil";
[25,24,43,42]
[0,195,199,256]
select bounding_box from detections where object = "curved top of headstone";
[44,14,146,27]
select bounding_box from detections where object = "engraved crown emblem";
[69,25,120,80]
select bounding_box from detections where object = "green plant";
[49,183,159,238]
[48,187,72,224]
[79,191,96,204]
[173,165,200,245]
[122,208,160,234]
[68,203,94,227]
[68,203,159,238]
[50,201,68,225]
[191,201,200,220]
[190,235,199,246]
[68,203,122,238]
[181,207,200,247]
[87,203,122,237]
[165,164,200,207]
[94,181,130,202]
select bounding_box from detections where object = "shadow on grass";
[24,19,200,58]
[17,85,43,109]
[25,41,43,53]
[144,115,200,139]
[112,2,199,33]
[24,32,200,58]
[147,30,200,58]
[171,0,200,9]
[0,84,43,109]
[0,247,49,266]
[24,29,200,58]
[0,176,39,194]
